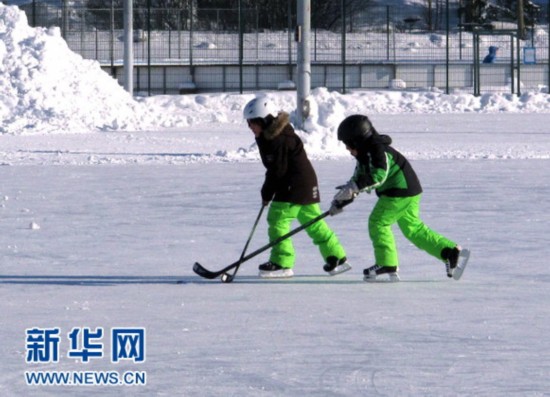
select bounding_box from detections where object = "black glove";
[329,198,354,216]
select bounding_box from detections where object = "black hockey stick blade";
[193,262,230,279]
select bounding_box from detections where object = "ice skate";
[323,256,352,276]
[442,246,470,280]
[363,264,400,282]
[258,262,294,278]
[441,245,470,280]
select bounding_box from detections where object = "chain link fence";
[9,0,550,95]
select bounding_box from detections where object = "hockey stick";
[220,204,266,283]
[193,199,352,280]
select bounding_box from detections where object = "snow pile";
[0,4,144,134]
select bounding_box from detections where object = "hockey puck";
[220,273,233,283]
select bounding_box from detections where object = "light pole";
[296,0,311,129]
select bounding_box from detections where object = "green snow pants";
[368,194,456,267]
[267,201,346,269]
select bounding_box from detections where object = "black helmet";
[337,114,373,148]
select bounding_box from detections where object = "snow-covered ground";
[1,4,550,396]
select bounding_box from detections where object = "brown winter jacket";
[256,112,320,205]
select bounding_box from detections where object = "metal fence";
[9,0,550,95]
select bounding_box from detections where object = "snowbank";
[0,4,143,134]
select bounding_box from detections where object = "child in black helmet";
[330,114,469,282]
[243,97,350,278]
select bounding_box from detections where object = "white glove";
[333,181,359,202]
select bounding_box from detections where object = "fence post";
[386,6,390,61]
[110,1,115,76]
[147,0,152,95]
[473,31,479,96]
[62,0,68,38]
[123,0,133,95]
[189,0,194,83]
[32,0,36,26]
[296,0,311,129]
[287,0,293,81]
[239,0,243,94]
[445,0,450,94]
[341,0,346,94]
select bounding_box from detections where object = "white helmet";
[243,98,277,120]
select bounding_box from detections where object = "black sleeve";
[260,136,289,202]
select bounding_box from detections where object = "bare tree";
[460,0,541,33]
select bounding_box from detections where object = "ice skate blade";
[364,273,400,283]
[452,248,470,280]
[327,263,352,276]
[259,268,294,279]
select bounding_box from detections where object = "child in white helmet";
[243,97,350,278]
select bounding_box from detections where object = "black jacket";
[256,112,320,205]
[353,131,423,198]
